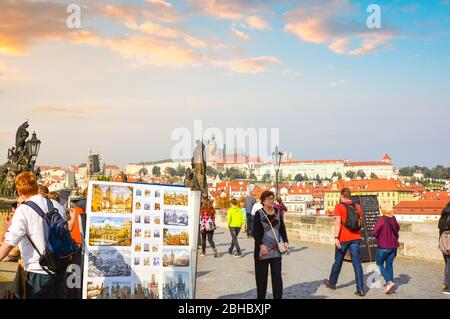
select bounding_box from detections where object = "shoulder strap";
[24,201,46,219]
[382,216,399,238]
[23,200,46,257]
[46,198,54,212]
[261,208,281,245]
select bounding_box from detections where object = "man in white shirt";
[0,172,67,299]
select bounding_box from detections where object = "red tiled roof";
[214,155,264,164]
[274,160,347,165]
[345,162,390,167]
[394,199,448,215]
[325,179,417,193]
[420,191,450,201]
[105,164,120,170]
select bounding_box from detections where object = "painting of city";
[162,249,190,267]
[163,228,189,246]
[164,190,189,206]
[110,281,132,299]
[89,217,132,246]
[164,209,189,226]
[134,273,160,299]
[87,281,109,299]
[91,184,133,213]
[162,271,190,299]
[88,250,131,278]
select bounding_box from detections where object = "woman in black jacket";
[253,191,289,299]
[438,202,450,295]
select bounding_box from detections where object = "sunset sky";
[0,0,449,168]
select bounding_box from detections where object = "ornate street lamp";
[26,131,41,171]
[272,146,283,200]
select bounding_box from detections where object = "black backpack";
[341,202,361,231]
[25,198,79,277]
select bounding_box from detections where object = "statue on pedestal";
[0,121,39,198]
[184,140,208,199]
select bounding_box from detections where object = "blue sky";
[0,0,449,168]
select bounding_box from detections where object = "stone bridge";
[195,211,449,299]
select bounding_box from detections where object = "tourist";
[199,199,218,258]
[46,191,61,203]
[438,202,450,295]
[323,188,365,297]
[253,190,289,299]
[227,198,245,257]
[245,190,256,238]
[0,172,67,299]
[372,204,400,294]
[274,197,288,218]
[38,185,49,196]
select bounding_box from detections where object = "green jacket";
[227,205,245,228]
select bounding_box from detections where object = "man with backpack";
[0,172,76,299]
[323,188,365,296]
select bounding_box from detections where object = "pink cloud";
[212,56,282,74]
[106,35,201,67]
[284,0,396,56]
[231,25,251,42]
[245,15,270,30]
[29,106,108,120]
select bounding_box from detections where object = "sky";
[0,0,449,169]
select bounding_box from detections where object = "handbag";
[261,209,287,254]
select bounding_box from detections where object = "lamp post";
[26,131,41,173]
[272,146,283,200]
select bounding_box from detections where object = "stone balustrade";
[215,210,444,263]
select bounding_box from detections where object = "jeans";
[229,227,241,254]
[376,248,397,284]
[255,257,283,299]
[329,240,364,292]
[201,230,216,253]
[25,272,65,299]
[246,214,254,236]
[444,254,450,287]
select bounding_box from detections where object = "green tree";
[206,166,218,177]
[345,171,356,179]
[294,174,303,182]
[249,173,257,180]
[356,170,366,179]
[224,168,246,180]
[165,167,177,177]
[152,166,161,177]
[370,172,378,179]
[262,173,271,182]
[176,165,186,177]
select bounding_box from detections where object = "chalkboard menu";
[344,195,380,263]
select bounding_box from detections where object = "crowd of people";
[1,171,449,299]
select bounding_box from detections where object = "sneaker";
[354,291,365,297]
[323,279,336,290]
[384,282,395,294]
[213,249,219,258]
[442,289,450,295]
[234,253,242,258]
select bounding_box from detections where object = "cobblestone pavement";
[196,227,450,299]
